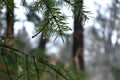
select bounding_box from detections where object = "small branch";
[2,0,14,15]
[32,28,43,38]
[32,21,49,38]
[25,55,30,80]
[0,50,12,80]
[32,56,39,80]
[0,44,70,80]
[56,70,59,80]
[37,59,69,80]
[0,44,24,54]
[63,0,73,6]
[52,15,65,43]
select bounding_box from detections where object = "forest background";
[0,0,120,80]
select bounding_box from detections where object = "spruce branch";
[0,43,70,80]
[32,56,39,80]
[0,49,12,80]
[25,55,30,80]
[31,0,71,39]
[2,0,14,15]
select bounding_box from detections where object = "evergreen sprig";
[31,0,72,38]
[0,43,71,80]
[63,0,89,24]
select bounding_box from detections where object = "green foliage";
[0,1,5,11]
[2,0,14,14]
[0,0,90,80]
[112,66,120,80]
[31,0,72,39]
[63,0,89,22]
[29,0,89,42]
[0,43,74,80]
[0,41,88,80]
[65,67,88,80]
[1,0,89,39]
[30,48,49,59]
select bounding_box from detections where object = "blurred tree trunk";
[5,0,14,46]
[38,33,47,50]
[38,33,48,56]
[73,0,84,70]
[1,0,14,80]
[87,0,118,80]
[104,0,117,66]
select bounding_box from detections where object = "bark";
[5,0,14,46]
[73,0,84,70]
[1,0,14,80]
[38,33,48,52]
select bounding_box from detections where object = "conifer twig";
[32,56,39,80]
[0,50,12,80]
[0,43,70,80]
[25,55,30,80]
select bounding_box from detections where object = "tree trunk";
[38,33,48,53]
[1,0,14,80]
[73,0,84,70]
[38,33,47,49]
[5,0,14,46]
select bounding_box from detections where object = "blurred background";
[0,0,120,80]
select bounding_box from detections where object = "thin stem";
[37,59,69,80]
[32,56,39,80]
[25,55,30,80]
[0,44,70,80]
[0,50,12,80]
